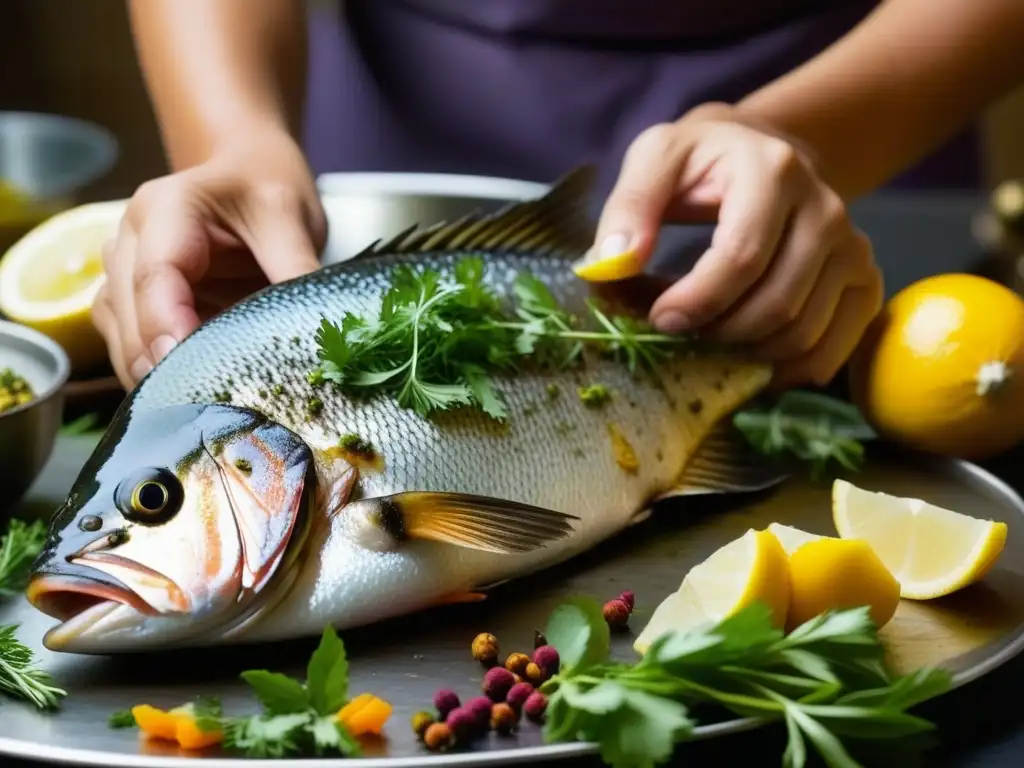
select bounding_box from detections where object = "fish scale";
[27,167,785,651]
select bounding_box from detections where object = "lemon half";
[0,200,126,373]
[832,479,1007,600]
[633,528,790,654]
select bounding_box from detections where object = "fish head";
[26,402,317,653]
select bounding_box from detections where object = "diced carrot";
[338,694,393,736]
[131,705,180,742]
[336,692,375,723]
[175,716,224,750]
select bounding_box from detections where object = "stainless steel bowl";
[0,320,71,513]
[316,171,551,264]
[0,111,119,253]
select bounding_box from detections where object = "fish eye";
[115,468,183,525]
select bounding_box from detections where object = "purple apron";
[302,0,981,196]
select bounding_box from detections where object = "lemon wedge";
[766,523,826,555]
[786,538,901,631]
[633,529,790,654]
[831,479,1007,600]
[0,199,126,373]
[572,248,644,283]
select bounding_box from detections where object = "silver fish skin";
[26,167,783,653]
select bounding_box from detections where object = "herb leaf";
[306,625,349,716]
[541,601,951,768]
[545,597,611,674]
[733,391,877,479]
[108,708,136,729]
[0,518,48,597]
[314,257,693,421]
[240,670,311,715]
[0,624,66,710]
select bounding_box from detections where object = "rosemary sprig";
[0,518,65,710]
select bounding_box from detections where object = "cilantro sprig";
[0,518,66,711]
[733,391,878,479]
[313,257,692,421]
[114,626,362,758]
[201,627,360,758]
[540,597,951,768]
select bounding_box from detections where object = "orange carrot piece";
[336,692,375,724]
[175,716,224,750]
[340,695,393,736]
[131,705,179,742]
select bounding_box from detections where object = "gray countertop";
[7,190,1024,767]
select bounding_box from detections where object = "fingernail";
[596,232,632,261]
[150,335,178,363]
[129,356,153,383]
[652,311,691,334]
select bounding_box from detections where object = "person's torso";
[302,0,978,193]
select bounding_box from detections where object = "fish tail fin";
[353,492,579,555]
[346,165,598,262]
[655,360,788,500]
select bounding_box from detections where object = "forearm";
[127,0,308,170]
[735,0,1024,199]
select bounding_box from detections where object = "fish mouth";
[26,573,154,624]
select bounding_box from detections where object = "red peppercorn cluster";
[414,632,560,752]
[603,590,636,630]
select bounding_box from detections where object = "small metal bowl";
[0,320,71,513]
[0,111,119,254]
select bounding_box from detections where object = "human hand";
[581,103,883,389]
[92,126,327,390]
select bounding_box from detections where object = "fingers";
[239,185,322,284]
[100,223,152,384]
[771,232,883,389]
[133,200,208,365]
[706,187,847,345]
[582,124,686,279]
[648,137,801,333]
[90,282,131,391]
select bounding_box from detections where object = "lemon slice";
[572,248,644,283]
[786,537,901,631]
[766,523,826,555]
[633,529,790,654]
[831,479,1008,600]
[0,200,126,373]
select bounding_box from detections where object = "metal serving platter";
[2,174,1023,767]
[3,436,1024,767]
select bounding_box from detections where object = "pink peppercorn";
[433,688,461,720]
[506,682,534,712]
[482,666,516,702]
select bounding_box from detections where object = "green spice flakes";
[577,383,612,409]
[0,368,34,414]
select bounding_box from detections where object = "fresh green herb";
[0,518,47,597]
[108,709,136,728]
[233,458,252,474]
[0,519,66,710]
[114,626,362,758]
[60,412,102,436]
[313,257,692,421]
[0,624,66,710]
[733,390,877,479]
[540,597,950,768]
[547,383,561,399]
[339,433,376,458]
[578,383,612,409]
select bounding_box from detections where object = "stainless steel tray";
[2,436,1024,767]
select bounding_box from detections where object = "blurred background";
[2,0,1024,206]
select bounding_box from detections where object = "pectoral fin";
[350,492,578,555]
[654,421,789,500]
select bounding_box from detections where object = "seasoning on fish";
[25,166,788,655]
[0,367,33,414]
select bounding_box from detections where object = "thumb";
[577,123,693,281]
[242,195,323,284]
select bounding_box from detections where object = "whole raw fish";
[26,167,785,654]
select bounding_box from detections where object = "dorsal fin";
[342,164,598,263]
